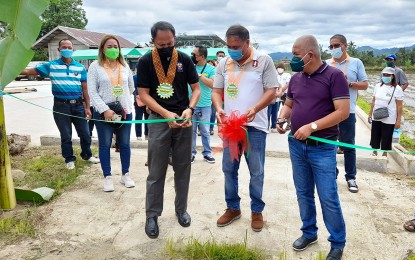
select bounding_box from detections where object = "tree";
[33,0,87,60]
[40,0,88,37]
[347,41,358,57]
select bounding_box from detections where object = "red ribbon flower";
[218,111,250,162]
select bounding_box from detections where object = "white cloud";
[82,0,415,53]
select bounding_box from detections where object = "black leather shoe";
[292,235,318,251]
[145,216,159,239]
[176,212,191,227]
[326,248,343,260]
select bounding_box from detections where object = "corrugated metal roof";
[32,26,136,49]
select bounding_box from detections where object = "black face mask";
[191,55,198,64]
[157,46,174,58]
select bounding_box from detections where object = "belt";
[54,97,83,104]
[297,135,338,146]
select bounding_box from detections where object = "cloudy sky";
[82,0,415,53]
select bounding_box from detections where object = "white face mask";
[217,57,224,62]
[330,47,344,59]
[277,68,284,74]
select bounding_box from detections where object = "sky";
[82,0,415,54]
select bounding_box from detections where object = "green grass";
[0,210,36,239]
[400,134,415,152]
[165,233,265,260]
[357,97,371,115]
[11,145,98,194]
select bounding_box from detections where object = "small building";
[32,26,136,68]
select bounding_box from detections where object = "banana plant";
[0,0,49,209]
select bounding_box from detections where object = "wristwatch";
[187,106,195,115]
[310,122,318,131]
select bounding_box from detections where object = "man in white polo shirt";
[212,24,278,232]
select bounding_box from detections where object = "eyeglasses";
[328,43,342,50]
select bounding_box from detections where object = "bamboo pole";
[0,95,16,209]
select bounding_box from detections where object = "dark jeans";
[88,106,95,136]
[94,112,132,177]
[134,102,149,137]
[53,101,92,163]
[146,113,192,217]
[338,113,356,181]
[370,120,395,151]
[267,101,281,129]
[210,104,216,132]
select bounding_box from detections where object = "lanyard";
[226,47,255,86]
[104,62,122,87]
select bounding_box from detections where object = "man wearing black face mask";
[137,21,201,239]
[189,45,216,164]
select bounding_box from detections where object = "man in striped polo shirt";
[24,39,99,169]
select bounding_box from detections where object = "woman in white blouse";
[88,35,135,192]
[368,67,404,157]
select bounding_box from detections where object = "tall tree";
[40,0,87,37]
[33,0,87,60]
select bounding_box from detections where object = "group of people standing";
[22,19,412,260]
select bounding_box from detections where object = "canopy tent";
[73,48,151,60]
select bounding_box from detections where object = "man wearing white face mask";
[22,39,99,170]
[326,34,368,193]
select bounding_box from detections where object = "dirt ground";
[1,149,415,260]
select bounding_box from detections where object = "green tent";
[73,48,151,60]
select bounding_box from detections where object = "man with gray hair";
[327,34,368,193]
[277,35,349,260]
[212,24,278,232]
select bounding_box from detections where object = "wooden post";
[0,95,16,209]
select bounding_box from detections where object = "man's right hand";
[276,118,288,134]
[163,111,182,128]
[216,109,226,124]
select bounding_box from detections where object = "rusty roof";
[32,26,136,49]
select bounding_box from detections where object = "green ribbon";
[3,91,414,155]
[289,134,415,155]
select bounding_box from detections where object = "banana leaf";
[0,0,49,209]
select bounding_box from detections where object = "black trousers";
[370,120,395,150]
[145,113,192,218]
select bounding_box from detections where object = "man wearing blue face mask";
[326,34,368,193]
[23,39,99,170]
[212,24,278,232]
[277,35,350,260]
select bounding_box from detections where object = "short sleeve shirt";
[394,66,408,87]
[188,63,215,107]
[287,62,350,138]
[136,50,199,111]
[35,58,87,100]
[213,49,278,132]
[372,83,404,125]
[326,55,368,113]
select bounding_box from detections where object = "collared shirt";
[36,58,87,100]
[326,54,367,113]
[214,48,278,133]
[136,50,199,111]
[287,62,350,138]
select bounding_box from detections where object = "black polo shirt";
[137,50,199,111]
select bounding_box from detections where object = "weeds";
[165,230,265,260]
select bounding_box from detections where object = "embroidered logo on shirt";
[74,71,79,76]
[252,60,258,68]
[177,62,183,72]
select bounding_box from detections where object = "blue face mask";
[330,47,343,59]
[228,42,246,61]
[60,49,73,59]
[290,53,310,72]
[382,76,392,84]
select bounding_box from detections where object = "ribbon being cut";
[218,111,250,162]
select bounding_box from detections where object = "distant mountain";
[269,44,415,61]
[268,52,293,61]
